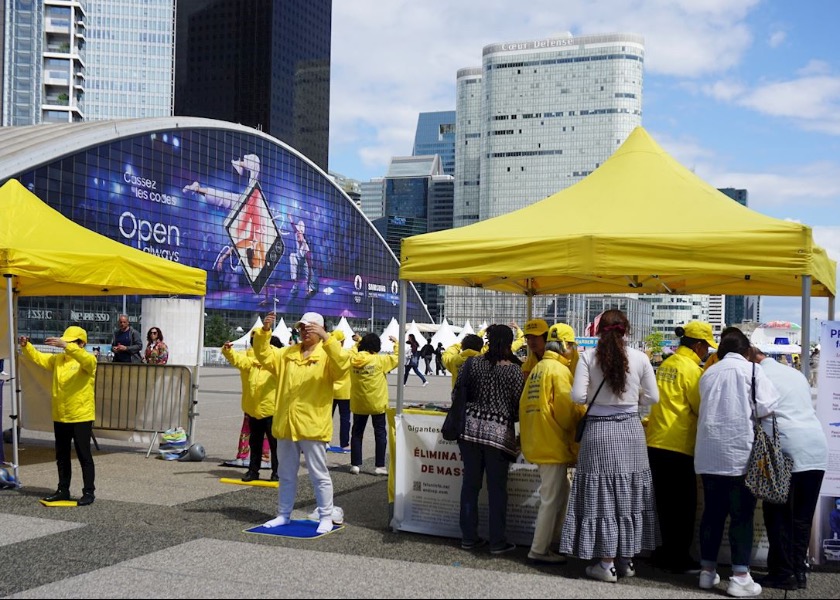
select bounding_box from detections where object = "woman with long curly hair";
[559,309,660,582]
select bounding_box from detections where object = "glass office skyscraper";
[174,0,332,171]
[412,111,456,176]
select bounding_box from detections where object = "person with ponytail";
[559,309,660,583]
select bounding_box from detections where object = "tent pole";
[396,280,407,414]
[189,296,205,446]
[829,294,836,321]
[801,275,812,382]
[5,275,20,487]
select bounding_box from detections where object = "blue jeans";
[458,440,510,550]
[699,474,756,573]
[350,413,387,468]
[403,356,427,384]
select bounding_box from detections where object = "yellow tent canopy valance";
[400,127,835,299]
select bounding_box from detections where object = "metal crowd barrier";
[94,363,195,457]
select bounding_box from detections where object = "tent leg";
[801,275,812,382]
[5,275,20,488]
[396,281,407,415]
[146,431,160,458]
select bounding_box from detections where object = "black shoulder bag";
[441,358,473,441]
[574,378,606,443]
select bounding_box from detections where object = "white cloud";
[702,79,747,102]
[737,75,840,135]
[768,29,786,47]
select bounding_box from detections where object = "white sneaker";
[307,508,319,521]
[617,560,635,578]
[699,570,721,589]
[422,381,429,387]
[332,506,344,525]
[726,574,761,597]
[349,465,360,475]
[585,562,617,583]
[374,466,388,476]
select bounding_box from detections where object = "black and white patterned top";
[459,356,525,456]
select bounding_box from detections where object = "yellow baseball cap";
[330,329,346,342]
[682,321,718,349]
[60,325,87,344]
[523,319,549,336]
[548,323,576,344]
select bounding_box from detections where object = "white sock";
[263,515,290,528]
[316,518,333,534]
[600,560,614,570]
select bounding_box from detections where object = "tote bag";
[441,358,472,441]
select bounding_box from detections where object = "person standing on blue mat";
[222,332,283,482]
[255,311,349,534]
[19,326,97,506]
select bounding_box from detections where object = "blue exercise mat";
[326,446,350,454]
[245,519,344,539]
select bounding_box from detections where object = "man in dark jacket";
[111,314,143,363]
[421,338,434,375]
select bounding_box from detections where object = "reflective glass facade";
[413,111,456,176]
[6,120,429,342]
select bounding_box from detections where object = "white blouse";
[572,346,659,415]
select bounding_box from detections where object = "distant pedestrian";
[403,333,428,386]
[421,338,434,375]
[434,342,446,376]
[144,327,169,365]
[111,314,142,363]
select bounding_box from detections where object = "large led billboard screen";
[14,127,430,323]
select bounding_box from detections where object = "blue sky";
[328,0,840,328]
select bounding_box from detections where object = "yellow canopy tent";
[396,126,835,406]
[0,179,207,485]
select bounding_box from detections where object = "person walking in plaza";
[520,325,583,564]
[442,334,484,388]
[456,324,524,555]
[222,332,283,482]
[560,309,660,583]
[403,333,428,386]
[646,321,717,574]
[19,326,98,505]
[111,314,143,363]
[434,342,446,376]
[255,311,349,534]
[421,337,434,375]
[330,329,352,452]
[752,347,827,591]
[348,334,400,476]
[144,326,169,365]
[695,330,778,597]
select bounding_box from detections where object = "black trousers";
[54,421,95,495]
[247,415,278,475]
[763,469,825,577]
[648,446,697,567]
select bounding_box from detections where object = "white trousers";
[276,439,334,519]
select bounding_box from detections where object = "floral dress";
[144,340,169,365]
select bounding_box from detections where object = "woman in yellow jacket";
[222,333,282,482]
[441,334,484,388]
[254,312,349,534]
[348,333,399,475]
[646,321,717,573]
[519,327,584,564]
[20,326,98,506]
[330,330,352,451]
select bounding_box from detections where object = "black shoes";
[241,471,259,482]
[77,493,95,506]
[270,472,279,482]
[794,571,807,590]
[42,490,70,502]
[756,572,798,591]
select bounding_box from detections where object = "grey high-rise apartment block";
[412,110,456,176]
[174,0,332,171]
[2,0,175,126]
[447,33,645,325]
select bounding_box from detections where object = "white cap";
[295,312,324,328]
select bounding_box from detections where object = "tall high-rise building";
[447,33,645,324]
[412,111,456,175]
[2,0,176,126]
[718,187,759,326]
[174,0,332,171]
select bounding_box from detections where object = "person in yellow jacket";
[520,318,549,376]
[329,329,353,452]
[19,326,98,506]
[519,325,584,564]
[441,334,484,388]
[348,333,400,475]
[222,333,283,482]
[255,311,349,534]
[646,321,717,573]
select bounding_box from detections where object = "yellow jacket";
[222,346,278,419]
[519,350,583,464]
[522,348,579,377]
[331,331,352,400]
[441,343,482,388]
[349,349,400,414]
[253,329,350,442]
[22,342,97,423]
[646,345,703,456]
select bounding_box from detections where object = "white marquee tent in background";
[272,317,292,346]
[333,317,357,349]
[230,317,263,349]
[430,319,458,350]
[457,320,475,341]
[380,317,400,353]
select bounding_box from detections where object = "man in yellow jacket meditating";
[255,311,349,534]
[20,326,98,506]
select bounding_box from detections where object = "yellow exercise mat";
[39,499,78,507]
[219,477,278,488]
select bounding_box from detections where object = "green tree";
[204,314,232,347]
[644,331,664,353]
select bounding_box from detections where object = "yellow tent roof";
[0,179,206,297]
[400,127,835,298]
